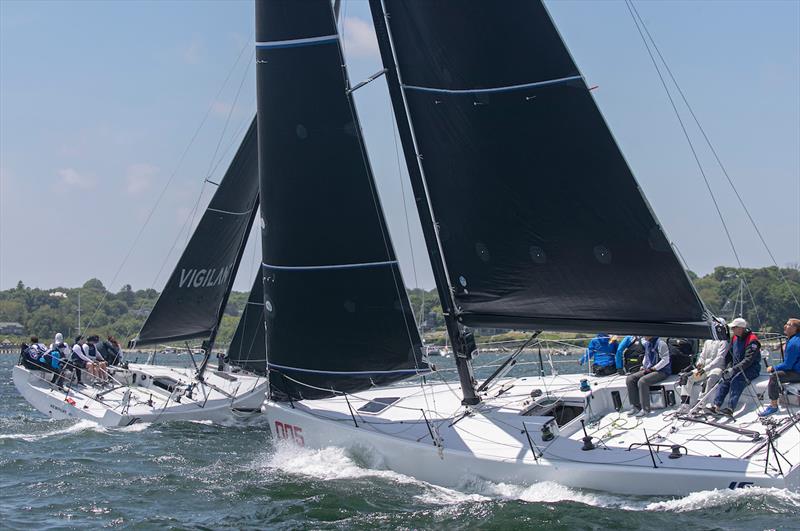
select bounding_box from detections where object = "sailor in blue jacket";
[580,333,618,376]
[759,317,800,417]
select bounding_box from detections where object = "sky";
[1,0,798,295]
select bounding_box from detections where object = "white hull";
[13,363,267,427]
[264,373,800,496]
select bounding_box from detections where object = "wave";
[258,441,489,505]
[645,486,800,512]
[0,419,99,441]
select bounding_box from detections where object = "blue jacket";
[615,336,635,369]
[580,334,616,368]
[775,333,800,373]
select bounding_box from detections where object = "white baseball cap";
[728,317,748,329]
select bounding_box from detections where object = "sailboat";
[13,120,270,427]
[256,0,799,495]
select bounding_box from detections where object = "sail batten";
[402,74,583,95]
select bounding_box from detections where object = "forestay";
[375,0,712,338]
[134,118,260,346]
[254,0,428,400]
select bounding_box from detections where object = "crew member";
[758,317,800,417]
[711,317,761,416]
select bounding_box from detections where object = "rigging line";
[84,37,253,333]
[628,1,800,312]
[333,13,430,418]
[389,97,420,295]
[187,49,255,247]
[624,0,759,328]
[204,50,254,186]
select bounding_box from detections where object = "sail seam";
[262,260,397,271]
[255,34,338,49]
[207,207,253,216]
[269,363,429,376]
[402,74,583,95]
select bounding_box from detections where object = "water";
[1,355,798,530]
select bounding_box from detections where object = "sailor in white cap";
[709,317,762,416]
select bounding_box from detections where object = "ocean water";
[1,354,798,530]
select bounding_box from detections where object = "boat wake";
[0,419,100,442]
[261,442,800,513]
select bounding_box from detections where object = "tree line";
[1,265,798,349]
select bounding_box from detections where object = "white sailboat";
[252,0,799,496]
[14,119,270,426]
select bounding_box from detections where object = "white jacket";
[696,339,729,372]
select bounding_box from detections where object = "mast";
[369,0,479,405]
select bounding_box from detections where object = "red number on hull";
[274,420,305,446]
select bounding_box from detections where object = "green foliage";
[1,266,798,348]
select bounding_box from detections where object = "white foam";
[459,477,631,508]
[0,419,98,442]
[645,486,800,512]
[117,422,152,432]
[259,442,488,505]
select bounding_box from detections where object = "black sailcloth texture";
[135,119,259,346]
[227,271,267,375]
[380,0,711,338]
[255,0,427,400]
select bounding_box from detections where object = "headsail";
[255,0,428,400]
[134,118,259,346]
[226,271,267,375]
[372,0,712,338]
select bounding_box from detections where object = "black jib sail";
[372,0,712,338]
[226,271,267,375]
[255,0,428,400]
[134,118,260,346]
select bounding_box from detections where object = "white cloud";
[57,168,94,189]
[343,16,379,58]
[179,38,203,65]
[125,163,158,195]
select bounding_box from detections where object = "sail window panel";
[384,0,579,91]
[257,42,395,268]
[264,264,426,400]
[402,79,705,329]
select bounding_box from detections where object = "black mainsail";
[371,0,712,339]
[226,271,267,375]
[134,118,259,347]
[255,0,428,400]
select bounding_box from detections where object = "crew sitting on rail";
[580,333,618,376]
[47,333,71,389]
[615,335,644,375]
[97,335,123,366]
[20,336,48,371]
[85,335,109,382]
[626,336,671,417]
[758,317,800,417]
[709,318,761,417]
[71,335,93,385]
[677,319,730,414]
